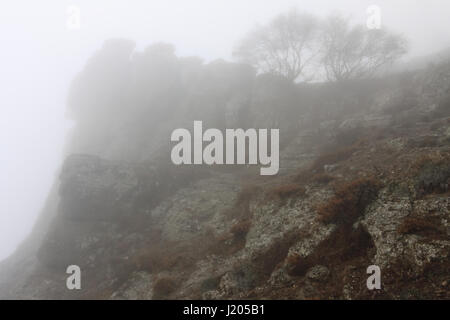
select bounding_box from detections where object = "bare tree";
[320,15,408,81]
[233,10,319,82]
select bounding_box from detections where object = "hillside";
[0,40,449,299]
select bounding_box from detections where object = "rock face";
[58,154,140,221]
[1,51,450,300]
[2,124,448,299]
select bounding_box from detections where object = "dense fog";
[0,0,449,261]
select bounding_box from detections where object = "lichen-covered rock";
[59,154,139,221]
[153,173,239,243]
[306,265,330,282]
[2,61,450,300]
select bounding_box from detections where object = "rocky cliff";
[0,42,449,299]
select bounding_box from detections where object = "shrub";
[316,177,382,224]
[285,253,310,276]
[397,217,444,237]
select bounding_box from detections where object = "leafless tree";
[320,15,408,82]
[233,10,320,82]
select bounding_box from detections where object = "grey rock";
[306,265,330,282]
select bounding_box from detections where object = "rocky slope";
[0,43,449,300]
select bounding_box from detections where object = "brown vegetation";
[397,217,445,238]
[316,177,382,224]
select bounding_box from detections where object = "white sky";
[0,0,449,260]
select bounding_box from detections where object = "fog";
[0,0,449,261]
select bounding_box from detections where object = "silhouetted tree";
[233,10,320,82]
[320,15,408,81]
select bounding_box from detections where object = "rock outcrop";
[1,45,449,300]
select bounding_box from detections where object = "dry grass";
[397,217,445,238]
[316,177,382,225]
